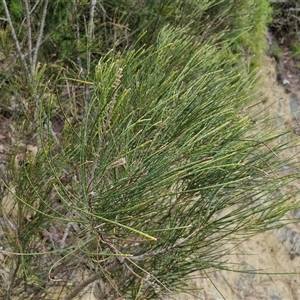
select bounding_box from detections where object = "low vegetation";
[0,1,299,299]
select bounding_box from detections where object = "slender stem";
[75,4,83,75]
[1,0,29,74]
[23,0,32,65]
[84,0,97,101]
[32,0,48,73]
[64,260,120,300]
[87,0,96,75]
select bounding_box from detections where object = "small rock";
[282,79,290,85]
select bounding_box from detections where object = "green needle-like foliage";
[0,1,299,299]
[3,26,293,299]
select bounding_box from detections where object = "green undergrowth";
[0,0,271,75]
